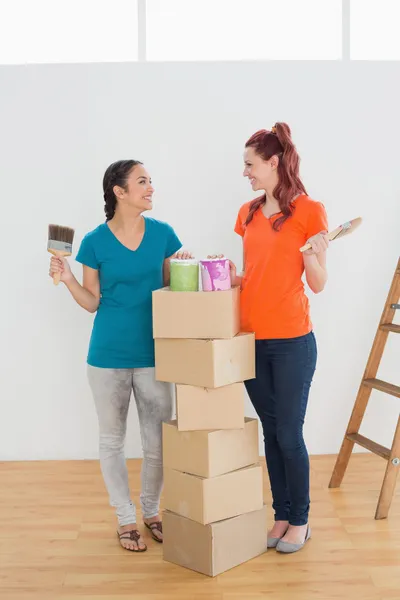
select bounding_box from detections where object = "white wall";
[1,61,399,460]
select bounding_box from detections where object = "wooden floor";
[1,455,400,600]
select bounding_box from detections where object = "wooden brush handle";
[49,250,71,285]
[51,250,59,286]
[52,250,62,286]
[299,226,342,253]
[300,241,316,253]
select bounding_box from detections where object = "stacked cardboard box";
[152,286,267,577]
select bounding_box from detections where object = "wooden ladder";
[329,257,400,519]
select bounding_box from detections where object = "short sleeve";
[165,224,182,258]
[75,234,99,270]
[306,202,328,239]
[234,204,249,237]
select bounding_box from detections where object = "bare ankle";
[119,522,137,532]
[270,520,289,534]
[144,515,160,523]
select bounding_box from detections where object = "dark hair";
[103,160,143,221]
[244,122,307,231]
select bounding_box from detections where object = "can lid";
[200,256,228,262]
[170,258,199,265]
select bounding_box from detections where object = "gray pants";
[87,366,173,526]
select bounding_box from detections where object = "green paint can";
[170,259,199,292]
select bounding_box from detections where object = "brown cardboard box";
[163,506,267,576]
[152,286,240,339]
[163,464,263,525]
[163,417,259,478]
[155,333,255,388]
[176,382,245,431]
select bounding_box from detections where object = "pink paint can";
[200,257,232,292]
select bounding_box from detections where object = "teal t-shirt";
[75,218,182,369]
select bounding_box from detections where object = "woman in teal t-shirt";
[49,160,189,552]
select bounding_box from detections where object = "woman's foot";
[267,520,289,548]
[269,520,289,539]
[276,524,311,553]
[144,515,163,542]
[117,523,147,552]
[280,523,308,545]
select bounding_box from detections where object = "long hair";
[244,122,307,231]
[103,160,143,221]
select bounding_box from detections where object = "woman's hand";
[49,256,74,284]
[303,231,329,255]
[207,254,241,287]
[175,250,194,260]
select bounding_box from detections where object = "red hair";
[244,122,307,231]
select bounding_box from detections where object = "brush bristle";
[48,224,75,244]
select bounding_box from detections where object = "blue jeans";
[245,332,317,526]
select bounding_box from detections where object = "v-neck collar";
[259,194,305,222]
[104,218,147,253]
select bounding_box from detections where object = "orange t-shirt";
[234,194,328,339]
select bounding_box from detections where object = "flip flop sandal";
[117,529,147,552]
[145,521,163,543]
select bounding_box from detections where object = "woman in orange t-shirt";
[231,122,329,554]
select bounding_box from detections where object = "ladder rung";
[391,304,400,310]
[381,323,400,334]
[346,433,390,460]
[363,378,400,398]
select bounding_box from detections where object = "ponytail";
[244,122,306,231]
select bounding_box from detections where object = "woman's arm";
[49,257,100,313]
[66,266,100,313]
[303,232,329,294]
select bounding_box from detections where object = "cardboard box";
[152,286,240,339]
[163,417,259,478]
[163,506,267,577]
[155,333,255,388]
[163,464,263,525]
[176,382,245,431]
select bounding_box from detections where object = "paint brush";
[300,217,362,253]
[47,224,75,285]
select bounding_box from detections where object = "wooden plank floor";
[1,454,399,600]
